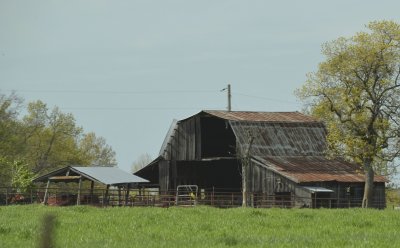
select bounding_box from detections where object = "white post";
[43,179,51,205]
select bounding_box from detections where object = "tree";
[0,93,24,186]
[22,101,84,173]
[10,160,36,192]
[0,93,24,158]
[0,93,118,185]
[131,153,153,173]
[296,20,400,208]
[79,132,117,166]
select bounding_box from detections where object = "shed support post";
[105,185,110,206]
[90,181,94,204]
[118,186,122,206]
[125,184,130,206]
[77,177,82,206]
[43,179,51,205]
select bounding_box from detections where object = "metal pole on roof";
[227,84,232,112]
[221,84,232,112]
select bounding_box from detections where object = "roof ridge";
[201,110,320,123]
[203,109,301,113]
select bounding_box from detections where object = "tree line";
[0,92,116,191]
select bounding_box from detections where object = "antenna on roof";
[221,84,232,112]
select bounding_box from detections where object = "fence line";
[0,187,385,209]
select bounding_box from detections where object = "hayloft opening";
[201,117,236,158]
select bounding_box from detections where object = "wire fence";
[0,187,385,209]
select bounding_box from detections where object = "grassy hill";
[1,205,400,247]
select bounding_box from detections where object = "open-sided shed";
[33,166,148,205]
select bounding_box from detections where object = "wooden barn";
[135,110,386,208]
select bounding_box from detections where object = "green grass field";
[1,205,400,248]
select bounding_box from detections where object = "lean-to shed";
[34,166,148,205]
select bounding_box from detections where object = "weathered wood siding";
[162,116,201,161]
[247,160,297,195]
[158,160,170,193]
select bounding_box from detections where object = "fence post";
[76,177,82,206]
[293,194,295,208]
[5,188,8,205]
[211,187,214,206]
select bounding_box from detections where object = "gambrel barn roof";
[147,110,386,184]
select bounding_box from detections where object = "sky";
[1,0,400,173]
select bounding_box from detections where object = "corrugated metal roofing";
[204,110,319,123]
[230,121,327,157]
[256,156,386,183]
[33,166,149,185]
[73,167,148,185]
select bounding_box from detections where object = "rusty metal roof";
[255,156,386,183]
[230,121,327,157]
[204,110,319,123]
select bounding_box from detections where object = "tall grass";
[1,205,400,247]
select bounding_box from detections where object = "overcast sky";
[2,0,400,173]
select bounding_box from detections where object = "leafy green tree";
[0,93,24,186]
[0,157,35,192]
[0,93,117,185]
[0,157,12,187]
[10,160,36,192]
[0,93,23,159]
[79,132,117,166]
[297,21,400,207]
[22,100,84,174]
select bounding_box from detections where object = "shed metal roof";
[73,167,148,185]
[33,166,149,185]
